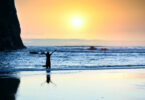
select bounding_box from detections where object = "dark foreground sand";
[1,69,145,100]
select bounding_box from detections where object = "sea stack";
[0,0,25,50]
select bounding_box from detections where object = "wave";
[0,64,145,72]
[1,46,145,73]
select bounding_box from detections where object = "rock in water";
[0,0,25,50]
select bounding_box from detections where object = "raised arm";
[50,50,56,55]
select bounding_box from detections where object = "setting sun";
[71,17,83,28]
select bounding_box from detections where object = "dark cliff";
[0,0,25,50]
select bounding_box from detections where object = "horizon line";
[22,38,145,42]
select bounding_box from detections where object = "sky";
[16,0,145,41]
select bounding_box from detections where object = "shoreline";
[1,67,145,73]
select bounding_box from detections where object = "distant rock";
[0,0,25,51]
[101,48,108,51]
[88,46,97,50]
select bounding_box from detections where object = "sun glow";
[71,17,83,28]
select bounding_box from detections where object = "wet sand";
[1,69,145,100]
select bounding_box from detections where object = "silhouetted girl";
[45,50,56,69]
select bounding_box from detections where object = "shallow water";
[1,69,145,100]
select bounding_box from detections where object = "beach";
[1,69,144,100]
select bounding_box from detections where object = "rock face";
[0,0,25,50]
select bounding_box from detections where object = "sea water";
[0,46,145,72]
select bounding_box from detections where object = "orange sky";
[16,0,145,41]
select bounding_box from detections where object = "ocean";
[0,45,145,72]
